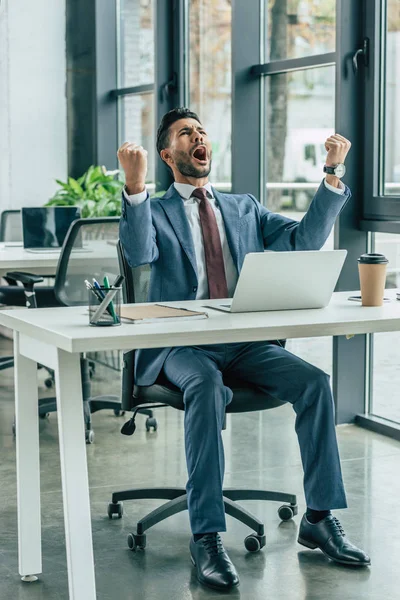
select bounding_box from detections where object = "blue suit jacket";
[120,182,350,385]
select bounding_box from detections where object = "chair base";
[108,486,298,549]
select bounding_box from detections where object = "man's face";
[161,118,212,179]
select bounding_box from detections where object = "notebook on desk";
[120,304,208,324]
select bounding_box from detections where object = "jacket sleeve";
[255,180,351,251]
[119,193,159,267]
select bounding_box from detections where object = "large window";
[117,0,155,187]
[369,232,400,423]
[188,0,232,189]
[262,1,337,379]
[265,67,335,214]
[383,0,400,196]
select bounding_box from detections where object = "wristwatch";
[323,163,346,178]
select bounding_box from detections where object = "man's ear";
[160,149,173,166]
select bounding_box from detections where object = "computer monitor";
[21,207,81,250]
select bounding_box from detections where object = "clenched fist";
[325,134,351,166]
[117,142,148,195]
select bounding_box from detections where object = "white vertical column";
[0,0,67,212]
[55,349,96,600]
[14,331,42,579]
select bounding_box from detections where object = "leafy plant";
[46,166,124,217]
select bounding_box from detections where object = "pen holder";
[88,286,122,326]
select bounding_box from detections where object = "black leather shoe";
[190,534,240,590]
[298,514,371,567]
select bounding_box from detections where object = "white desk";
[0,241,117,278]
[1,291,400,599]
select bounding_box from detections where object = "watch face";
[334,163,346,178]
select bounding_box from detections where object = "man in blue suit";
[119,107,370,590]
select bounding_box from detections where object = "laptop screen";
[21,207,81,249]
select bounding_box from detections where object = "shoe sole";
[297,537,371,567]
[190,555,240,590]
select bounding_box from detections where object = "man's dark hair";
[156,107,201,157]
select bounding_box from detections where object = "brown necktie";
[192,187,229,299]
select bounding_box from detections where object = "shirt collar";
[173,181,214,201]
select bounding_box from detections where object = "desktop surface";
[1,291,400,354]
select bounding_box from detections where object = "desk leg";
[14,332,42,581]
[55,349,96,600]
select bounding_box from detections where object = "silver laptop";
[22,206,82,253]
[206,250,347,313]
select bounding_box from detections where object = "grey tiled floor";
[1,337,400,599]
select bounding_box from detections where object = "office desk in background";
[1,291,400,599]
[0,241,117,278]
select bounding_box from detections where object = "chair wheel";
[39,413,50,419]
[85,430,95,444]
[44,378,54,388]
[278,504,296,521]
[113,409,125,417]
[108,502,123,519]
[146,417,157,432]
[244,533,266,553]
[127,532,146,551]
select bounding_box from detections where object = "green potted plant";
[45,165,124,217]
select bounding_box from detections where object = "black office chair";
[0,209,57,308]
[0,210,56,375]
[8,217,137,443]
[0,209,22,242]
[108,242,298,553]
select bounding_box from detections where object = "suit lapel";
[212,188,240,270]
[159,185,198,278]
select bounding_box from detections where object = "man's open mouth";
[192,145,208,163]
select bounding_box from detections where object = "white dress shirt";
[123,179,344,300]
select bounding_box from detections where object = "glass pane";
[119,94,155,184]
[384,0,400,195]
[264,66,335,222]
[119,0,154,87]
[370,232,400,423]
[188,0,232,189]
[265,0,336,62]
[262,65,335,386]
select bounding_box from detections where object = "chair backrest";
[117,241,153,411]
[0,210,22,242]
[54,217,121,306]
[117,240,151,304]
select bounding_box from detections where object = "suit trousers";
[162,341,348,535]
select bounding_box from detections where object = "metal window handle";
[159,72,178,103]
[352,38,369,74]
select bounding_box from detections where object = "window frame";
[361,0,400,230]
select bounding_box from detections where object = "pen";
[92,278,105,298]
[112,274,125,288]
[85,279,104,304]
[103,275,118,324]
[91,278,114,317]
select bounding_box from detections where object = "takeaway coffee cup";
[357,253,388,306]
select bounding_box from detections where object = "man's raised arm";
[118,142,159,267]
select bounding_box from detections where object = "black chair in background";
[0,209,22,242]
[8,217,133,443]
[108,242,298,553]
[0,209,57,308]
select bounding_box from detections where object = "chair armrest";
[122,350,135,411]
[5,271,44,285]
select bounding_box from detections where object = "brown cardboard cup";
[357,253,388,306]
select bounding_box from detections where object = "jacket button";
[193,286,197,293]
